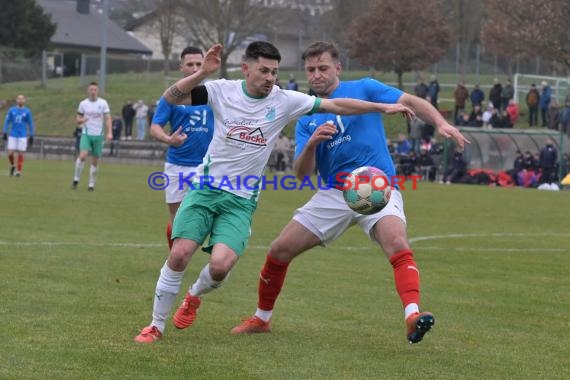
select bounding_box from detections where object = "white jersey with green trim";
[77,98,110,136]
[197,79,319,200]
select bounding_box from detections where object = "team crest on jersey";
[265,106,276,121]
[226,126,267,147]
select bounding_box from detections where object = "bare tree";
[179,0,274,78]
[345,0,451,89]
[445,0,484,77]
[124,0,182,75]
[481,0,570,72]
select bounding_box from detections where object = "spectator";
[539,138,557,184]
[540,81,552,127]
[505,99,520,125]
[501,79,514,110]
[147,100,158,127]
[489,78,502,111]
[523,151,537,171]
[560,99,570,138]
[427,75,440,109]
[468,104,483,127]
[547,98,560,130]
[134,100,148,140]
[110,114,123,157]
[286,74,299,91]
[273,132,291,173]
[526,84,540,127]
[455,111,470,126]
[417,147,436,181]
[122,100,135,140]
[414,77,428,99]
[453,81,469,122]
[493,110,512,129]
[470,83,485,109]
[395,133,412,155]
[399,151,418,176]
[443,150,467,184]
[508,150,525,183]
[482,102,494,128]
[408,117,424,153]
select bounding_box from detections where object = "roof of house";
[38,0,152,55]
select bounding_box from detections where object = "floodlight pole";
[99,0,109,94]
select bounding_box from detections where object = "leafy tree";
[481,0,570,72]
[0,0,55,58]
[344,0,451,89]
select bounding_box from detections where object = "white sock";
[74,158,84,181]
[151,262,185,333]
[254,308,272,322]
[404,303,420,321]
[189,264,226,297]
[88,165,97,188]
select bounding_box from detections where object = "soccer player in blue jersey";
[3,94,35,177]
[232,41,468,343]
[150,47,215,249]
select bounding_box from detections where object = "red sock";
[258,254,290,311]
[17,154,24,171]
[389,249,420,308]
[8,153,14,165]
[166,222,173,250]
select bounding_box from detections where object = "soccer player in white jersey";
[72,82,113,191]
[3,94,34,177]
[150,47,214,250]
[231,41,468,344]
[134,41,416,343]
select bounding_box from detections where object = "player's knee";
[382,235,410,255]
[209,260,232,281]
[267,238,295,263]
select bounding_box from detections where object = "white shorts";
[164,163,199,204]
[7,137,27,152]
[293,188,406,246]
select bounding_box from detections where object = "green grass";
[1,160,569,379]
[0,71,534,141]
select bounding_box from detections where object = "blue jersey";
[152,97,214,167]
[295,78,403,188]
[3,106,35,138]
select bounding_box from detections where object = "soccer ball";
[342,166,391,215]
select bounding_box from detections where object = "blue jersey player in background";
[150,47,214,249]
[3,94,35,177]
[232,41,468,344]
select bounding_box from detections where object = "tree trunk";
[397,70,403,90]
[220,57,229,79]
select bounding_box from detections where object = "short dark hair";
[243,41,281,63]
[89,81,98,86]
[181,46,203,60]
[302,41,340,62]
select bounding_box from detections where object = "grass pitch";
[0,159,569,379]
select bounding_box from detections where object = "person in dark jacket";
[444,150,467,184]
[470,84,485,109]
[489,78,502,111]
[539,138,558,184]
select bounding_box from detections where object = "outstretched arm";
[398,93,469,149]
[319,98,414,120]
[163,44,223,105]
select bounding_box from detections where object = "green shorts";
[172,187,258,256]
[80,134,104,158]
